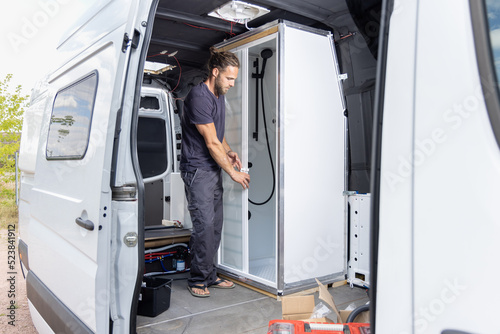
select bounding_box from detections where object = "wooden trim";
[216,26,279,52]
[220,274,278,299]
[144,236,190,248]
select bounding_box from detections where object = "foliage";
[0,181,17,229]
[0,74,29,183]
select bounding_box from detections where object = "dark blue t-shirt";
[180,82,225,171]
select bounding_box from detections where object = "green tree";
[0,74,29,182]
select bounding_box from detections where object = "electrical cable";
[169,55,182,93]
[147,51,169,58]
[146,51,182,93]
[346,304,370,323]
[183,23,219,32]
[211,12,238,36]
[245,19,253,31]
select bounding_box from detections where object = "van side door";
[23,1,154,333]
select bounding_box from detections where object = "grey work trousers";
[181,168,223,287]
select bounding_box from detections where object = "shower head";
[259,48,274,77]
[261,48,273,59]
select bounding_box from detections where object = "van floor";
[136,275,370,334]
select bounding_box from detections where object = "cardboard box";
[281,295,317,320]
[280,278,369,324]
[339,309,370,323]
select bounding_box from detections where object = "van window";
[140,96,160,110]
[486,2,500,83]
[137,116,167,178]
[46,73,98,160]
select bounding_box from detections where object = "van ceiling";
[148,0,381,88]
[148,0,382,193]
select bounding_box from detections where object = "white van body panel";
[377,0,500,333]
[18,0,152,332]
[376,0,418,331]
[412,1,500,332]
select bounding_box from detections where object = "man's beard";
[214,76,228,96]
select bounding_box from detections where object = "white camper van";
[16,0,500,333]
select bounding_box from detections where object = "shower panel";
[217,21,346,295]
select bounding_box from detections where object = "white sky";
[0,0,91,96]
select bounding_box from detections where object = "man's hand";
[230,170,250,189]
[195,124,249,188]
[227,151,242,170]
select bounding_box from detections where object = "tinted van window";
[46,73,98,159]
[137,117,167,178]
[486,1,500,82]
[140,96,160,110]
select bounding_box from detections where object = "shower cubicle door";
[220,49,249,274]
[218,36,279,289]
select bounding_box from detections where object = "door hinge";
[122,29,141,53]
[112,186,136,201]
[338,73,348,81]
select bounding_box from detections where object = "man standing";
[180,47,250,297]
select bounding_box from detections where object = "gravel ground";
[0,227,37,333]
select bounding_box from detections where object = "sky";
[0,0,92,96]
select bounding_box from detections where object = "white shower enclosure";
[215,21,347,295]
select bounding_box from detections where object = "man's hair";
[207,46,240,73]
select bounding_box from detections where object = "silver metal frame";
[277,22,286,295]
[218,267,345,296]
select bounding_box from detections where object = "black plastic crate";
[137,277,172,317]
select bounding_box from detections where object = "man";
[180,47,250,297]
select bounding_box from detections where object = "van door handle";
[75,217,94,231]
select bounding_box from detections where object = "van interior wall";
[337,35,377,193]
[341,0,381,193]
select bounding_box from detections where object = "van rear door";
[25,1,153,333]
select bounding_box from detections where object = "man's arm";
[222,137,243,171]
[196,123,250,189]
[222,137,231,154]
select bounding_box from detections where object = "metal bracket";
[121,29,141,53]
[122,33,131,53]
[343,190,358,196]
